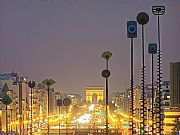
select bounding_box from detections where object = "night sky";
[0,0,180,95]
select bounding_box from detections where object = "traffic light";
[127,21,137,38]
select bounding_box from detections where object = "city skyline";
[0,0,180,94]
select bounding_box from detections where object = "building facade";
[170,62,180,109]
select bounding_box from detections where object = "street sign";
[152,6,165,15]
[2,83,9,92]
[63,98,71,106]
[57,99,62,107]
[137,12,149,25]
[127,21,137,38]
[148,43,157,54]
[28,81,36,88]
[102,51,112,60]
[1,95,13,105]
[102,70,110,78]
[42,79,56,86]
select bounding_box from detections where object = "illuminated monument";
[85,86,104,103]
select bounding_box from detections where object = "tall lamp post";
[101,51,112,135]
[42,79,56,135]
[28,81,36,135]
[148,43,158,135]
[127,21,137,135]
[152,6,165,135]
[136,12,149,135]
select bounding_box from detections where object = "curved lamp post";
[137,12,149,135]
[42,79,56,135]
[101,51,112,135]
[28,81,35,135]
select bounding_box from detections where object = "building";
[170,62,180,109]
[0,72,28,133]
[164,111,180,135]
[36,83,48,120]
[66,94,82,105]
[49,88,55,115]
[109,92,126,112]
[85,86,104,104]
[162,81,170,108]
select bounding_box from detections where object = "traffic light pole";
[130,38,134,134]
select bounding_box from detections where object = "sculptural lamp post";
[28,81,36,135]
[127,20,137,135]
[152,6,165,135]
[136,12,149,135]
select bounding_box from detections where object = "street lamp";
[137,12,149,135]
[42,79,56,135]
[28,81,36,135]
[101,50,112,135]
[152,6,165,135]
[127,20,137,135]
